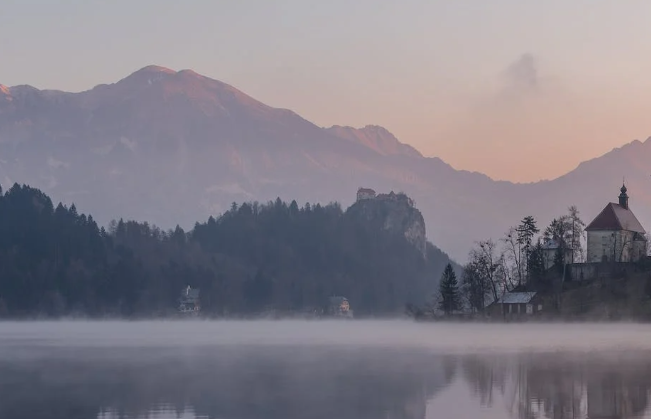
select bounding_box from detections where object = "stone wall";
[568,262,639,282]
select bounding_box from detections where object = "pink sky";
[2,1,651,182]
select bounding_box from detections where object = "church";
[585,184,648,263]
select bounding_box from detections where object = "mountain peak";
[361,124,391,133]
[127,66,206,82]
[110,65,179,90]
[134,65,176,75]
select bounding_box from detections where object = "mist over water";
[4,320,651,352]
[2,320,651,419]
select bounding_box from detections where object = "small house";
[488,292,543,318]
[179,285,200,314]
[328,296,353,318]
[541,238,574,270]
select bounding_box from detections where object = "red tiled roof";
[585,203,646,233]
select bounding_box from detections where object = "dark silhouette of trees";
[0,183,458,318]
[438,263,461,315]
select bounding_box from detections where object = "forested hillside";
[0,184,456,318]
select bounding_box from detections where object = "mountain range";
[1,65,650,261]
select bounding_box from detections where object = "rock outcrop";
[346,191,427,258]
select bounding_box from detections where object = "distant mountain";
[1,65,650,261]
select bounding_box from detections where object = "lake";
[1,320,651,419]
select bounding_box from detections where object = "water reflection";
[0,346,452,419]
[461,352,651,418]
[1,322,651,419]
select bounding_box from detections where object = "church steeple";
[618,183,629,209]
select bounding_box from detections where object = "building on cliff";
[356,187,376,201]
[585,183,647,263]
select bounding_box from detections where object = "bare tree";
[612,230,634,263]
[502,216,540,289]
[502,227,524,289]
[642,233,650,258]
[567,205,586,263]
[468,239,507,305]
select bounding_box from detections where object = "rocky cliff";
[346,191,427,257]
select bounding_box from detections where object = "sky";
[2,0,651,182]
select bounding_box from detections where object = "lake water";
[1,320,651,419]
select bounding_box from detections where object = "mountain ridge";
[1,65,650,261]
[2,64,639,183]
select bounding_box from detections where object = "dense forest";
[0,183,456,318]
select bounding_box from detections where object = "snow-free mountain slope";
[0,65,650,261]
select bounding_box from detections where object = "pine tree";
[517,215,540,281]
[438,263,461,315]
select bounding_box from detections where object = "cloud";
[503,53,538,91]
[488,52,566,106]
[439,53,579,181]
[474,52,551,110]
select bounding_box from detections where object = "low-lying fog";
[2,320,651,419]
[2,319,651,352]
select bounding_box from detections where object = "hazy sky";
[2,1,651,182]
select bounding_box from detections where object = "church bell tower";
[618,183,629,209]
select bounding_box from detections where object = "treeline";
[460,206,586,312]
[411,206,591,317]
[0,184,455,318]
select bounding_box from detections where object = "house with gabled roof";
[178,285,200,315]
[327,296,353,318]
[585,184,648,263]
[541,237,574,270]
[487,292,544,318]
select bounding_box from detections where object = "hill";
[1,65,651,261]
[0,183,455,317]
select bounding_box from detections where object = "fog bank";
[0,320,649,354]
